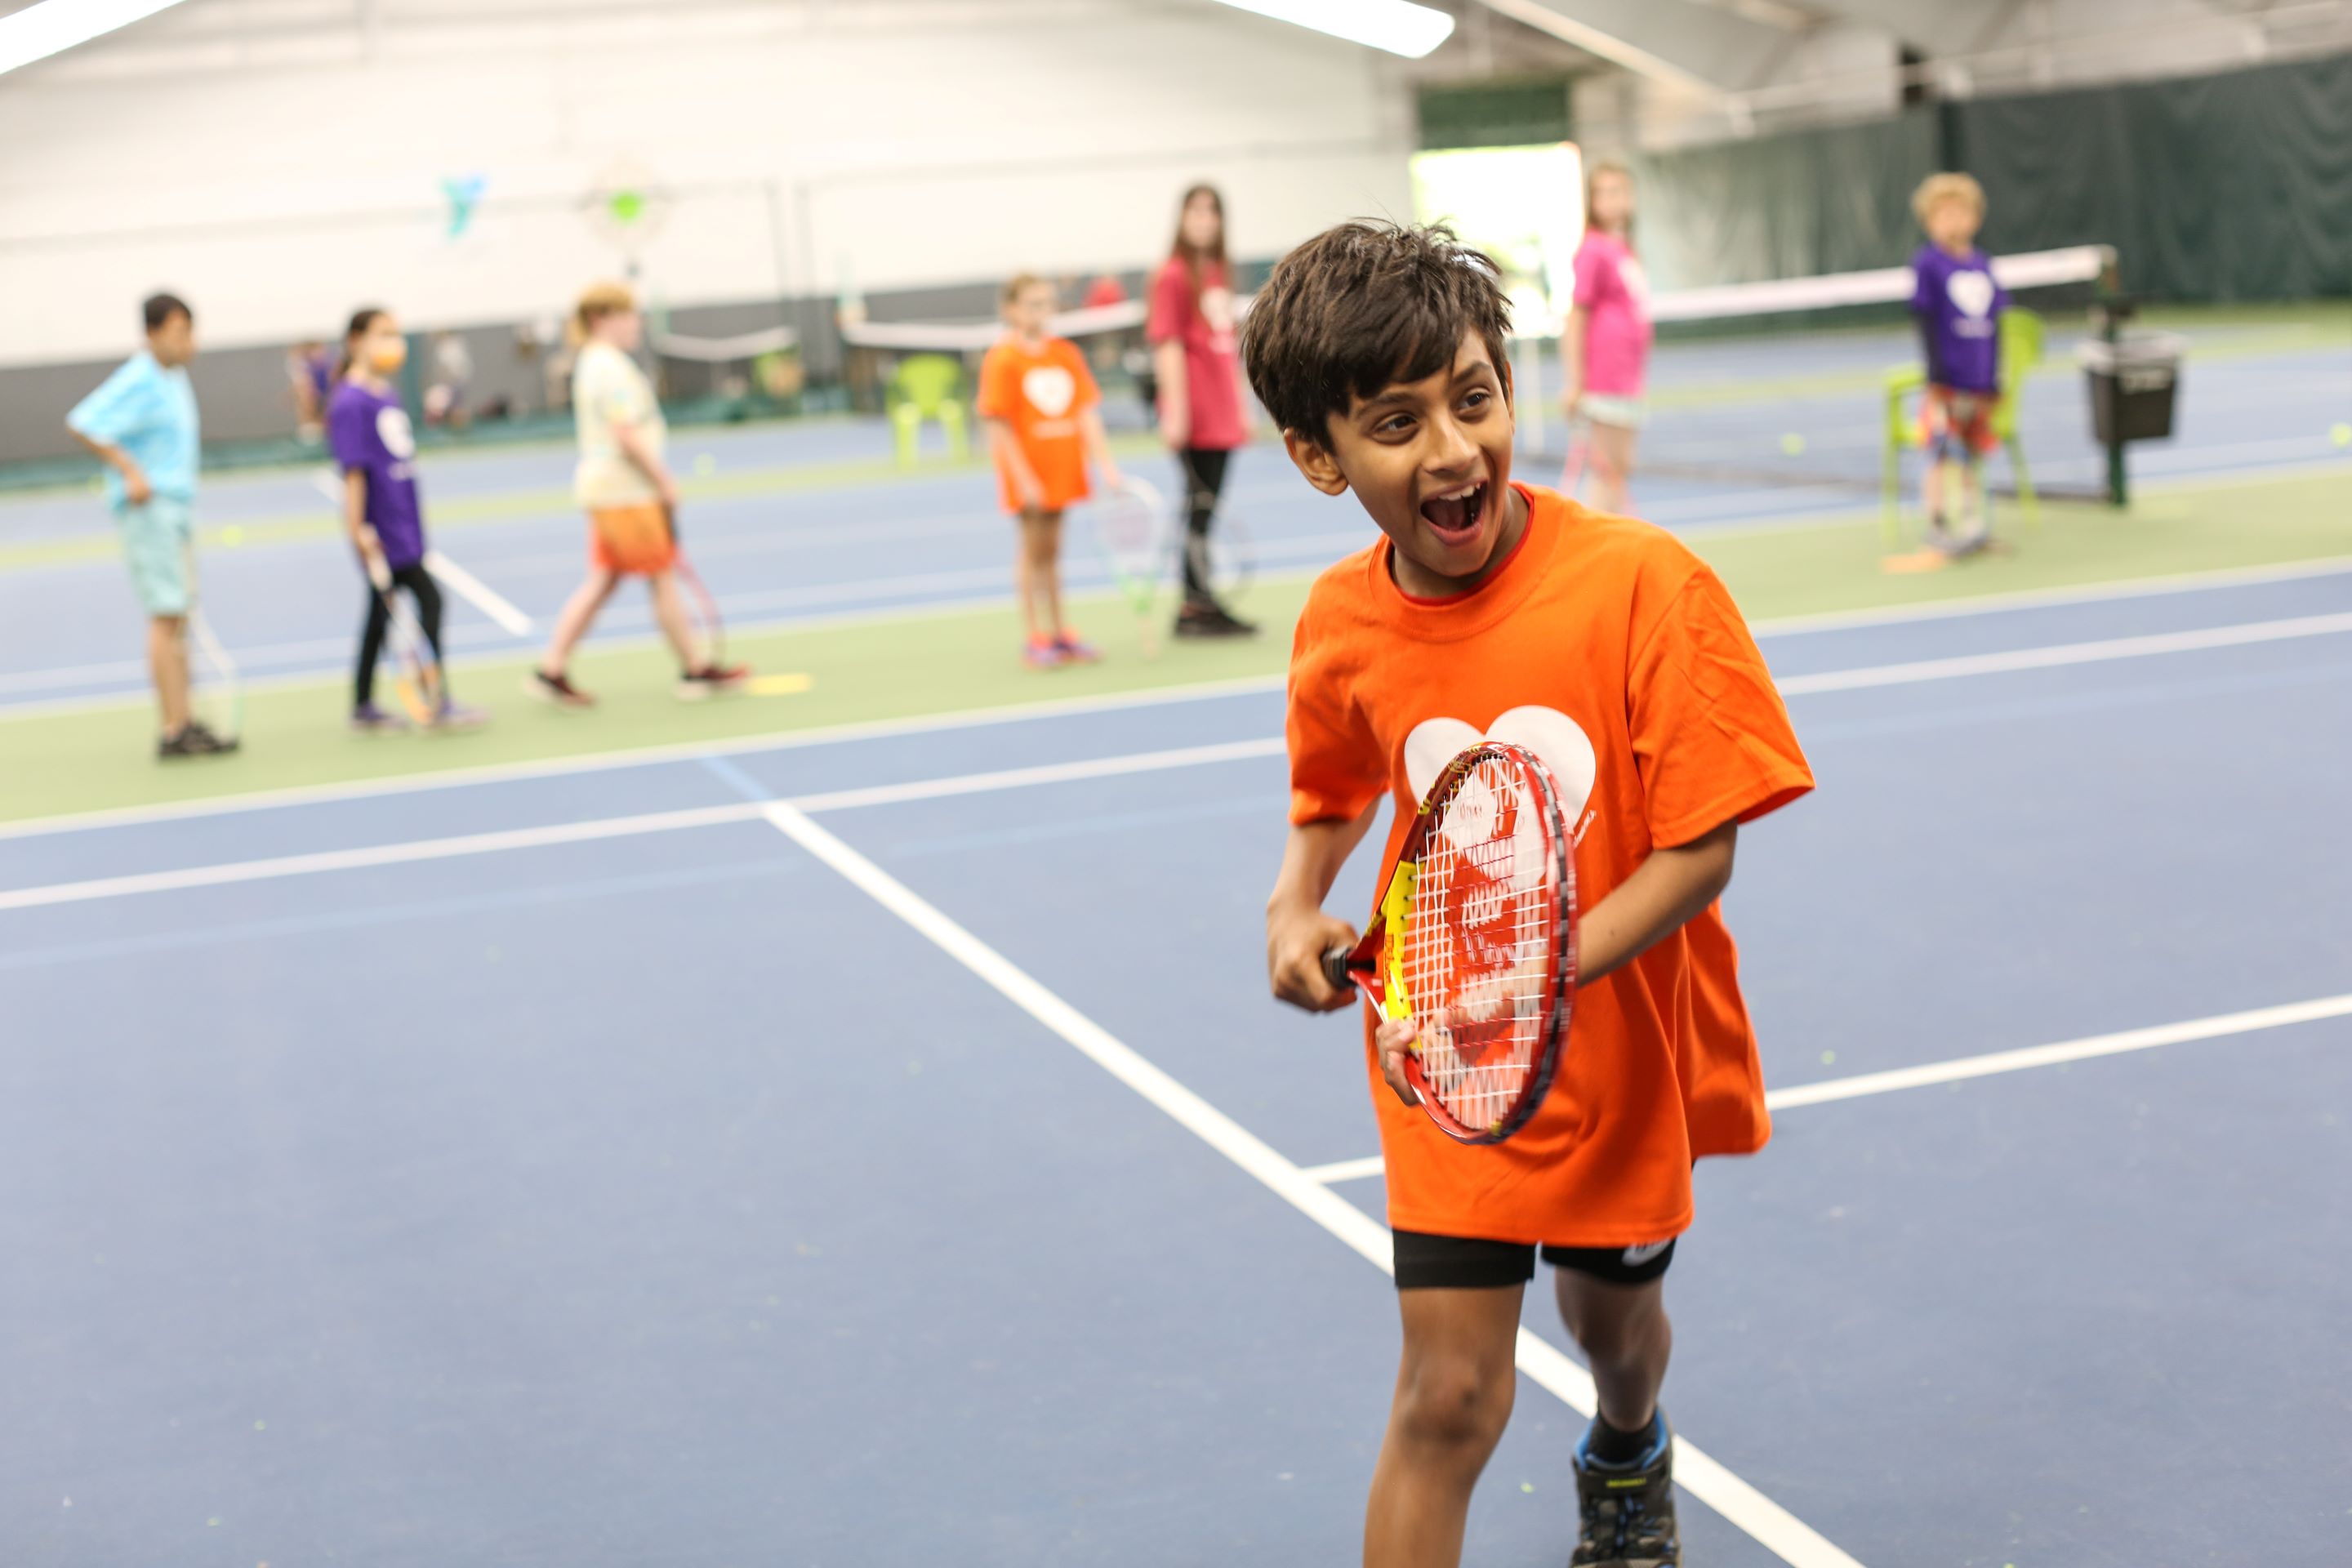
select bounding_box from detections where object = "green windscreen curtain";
[1619,110,1940,292]
[1418,79,1574,151]
[1601,53,2350,300]
[1951,52,2352,301]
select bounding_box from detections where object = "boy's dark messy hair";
[1240,220,1512,445]
[142,292,192,332]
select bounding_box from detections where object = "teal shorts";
[117,496,195,617]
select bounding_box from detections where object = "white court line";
[1773,610,2352,696]
[298,465,501,643]
[1750,553,2352,639]
[789,737,1287,814]
[755,797,1865,1568]
[1762,992,2352,1109]
[11,605,2352,902]
[0,803,764,913]
[1299,991,2352,1184]
[11,590,2352,847]
[424,549,535,636]
[0,738,1294,911]
[1296,1156,1388,1185]
[0,674,1293,844]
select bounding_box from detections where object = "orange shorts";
[588,504,676,576]
[1920,385,1999,457]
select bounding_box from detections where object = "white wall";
[0,0,1416,366]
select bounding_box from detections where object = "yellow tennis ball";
[2330,422,2351,448]
[218,525,244,546]
[1780,433,1806,457]
[693,453,719,477]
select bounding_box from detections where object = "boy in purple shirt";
[328,306,484,731]
[1909,172,2008,555]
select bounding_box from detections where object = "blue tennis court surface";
[5,564,2348,1566]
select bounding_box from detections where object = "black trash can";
[2078,332,2185,445]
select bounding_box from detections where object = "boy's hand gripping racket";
[1321,742,1577,1145]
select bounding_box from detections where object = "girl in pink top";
[1147,184,1256,638]
[1561,161,1653,514]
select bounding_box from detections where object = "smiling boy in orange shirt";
[1254,223,1814,1568]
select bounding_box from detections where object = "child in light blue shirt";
[66,292,234,757]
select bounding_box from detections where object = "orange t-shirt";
[1287,484,1815,1248]
[976,335,1100,514]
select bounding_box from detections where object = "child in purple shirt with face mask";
[327,306,486,732]
[1909,172,2009,556]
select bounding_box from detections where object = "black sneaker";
[1172,601,1258,639]
[524,669,595,708]
[1570,1415,1679,1567]
[675,662,750,701]
[158,719,239,760]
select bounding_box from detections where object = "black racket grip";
[1321,945,1354,994]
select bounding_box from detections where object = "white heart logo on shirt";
[376,405,416,460]
[1619,255,1652,308]
[1200,285,1236,334]
[1947,269,1995,320]
[1022,366,1076,418]
[1404,706,1598,822]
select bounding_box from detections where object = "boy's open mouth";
[1418,479,1489,546]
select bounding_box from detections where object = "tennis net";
[653,323,806,416]
[835,244,2122,493]
[1512,245,2121,497]
[839,300,1156,423]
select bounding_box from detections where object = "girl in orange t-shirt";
[977,274,1121,669]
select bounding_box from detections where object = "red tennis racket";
[662,501,732,676]
[1557,416,1590,499]
[1322,742,1577,1145]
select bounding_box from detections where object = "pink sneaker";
[1022,638,1067,670]
[1053,630,1101,664]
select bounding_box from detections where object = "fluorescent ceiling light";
[1204,0,1456,59]
[0,0,189,78]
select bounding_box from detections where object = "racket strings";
[1403,755,1556,1133]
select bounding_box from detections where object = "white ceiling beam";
[1472,0,1799,96]
[1200,0,1454,59]
[0,0,192,75]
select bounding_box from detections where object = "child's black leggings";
[356,562,444,708]
[1177,446,1232,605]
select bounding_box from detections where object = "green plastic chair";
[1881,307,2043,542]
[888,353,969,466]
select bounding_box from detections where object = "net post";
[2095,254,2130,509]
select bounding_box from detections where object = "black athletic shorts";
[1392,1228,1679,1291]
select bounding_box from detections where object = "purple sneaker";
[432,697,489,731]
[351,702,409,733]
